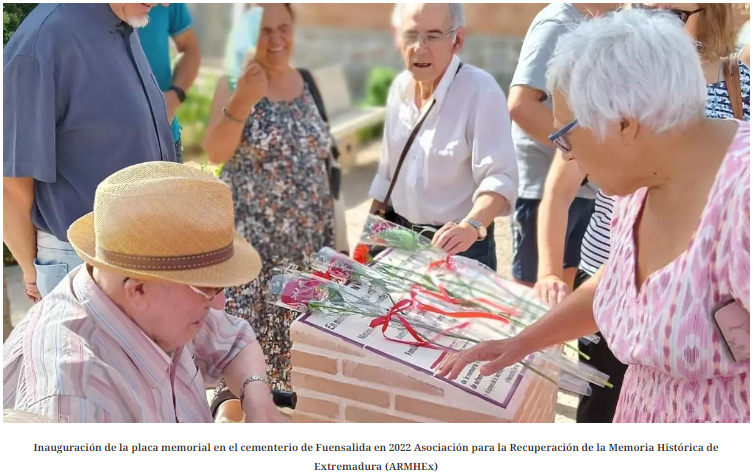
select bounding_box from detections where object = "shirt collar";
[401,54,461,111]
[73,3,132,31]
[71,266,174,384]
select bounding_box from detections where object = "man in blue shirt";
[3,3,177,302]
[138,3,201,161]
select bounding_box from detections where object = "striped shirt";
[578,62,751,276]
[3,266,256,423]
[578,190,613,275]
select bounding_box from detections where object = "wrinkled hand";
[436,338,527,380]
[432,222,478,255]
[534,275,570,306]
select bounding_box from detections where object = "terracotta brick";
[293,371,391,408]
[291,324,365,357]
[345,405,418,423]
[341,361,443,397]
[296,395,340,419]
[394,396,506,423]
[291,348,338,375]
[292,411,337,423]
[291,3,548,36]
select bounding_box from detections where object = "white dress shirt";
[369,54,518,225]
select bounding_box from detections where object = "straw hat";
[67,162,261,288]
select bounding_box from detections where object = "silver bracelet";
[238,375,269,405]
[222,106,246,124]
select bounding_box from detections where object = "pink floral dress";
[594,122,750,422]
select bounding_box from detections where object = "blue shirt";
[138,4,193,143]
[3,4,178,242]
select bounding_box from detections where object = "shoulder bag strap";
[299,68,329,123]
[378,62,463,217]
[722,57,744,120]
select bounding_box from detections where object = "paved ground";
[2,141,577,422]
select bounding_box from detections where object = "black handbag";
[299,69,341,200]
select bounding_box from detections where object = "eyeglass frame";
[122,277,225,302]
[401,28,458,46]
[630,4,704,25]
[548,119,580,154]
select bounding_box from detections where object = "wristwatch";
[169,85,186,103]
[461,218,487,241]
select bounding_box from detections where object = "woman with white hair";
[533,2,750,423]
[439,9,749,422]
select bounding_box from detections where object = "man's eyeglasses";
[402,28,457,46]
[123,277,225,302]
[548,119,579,154]
[188,285,225,302]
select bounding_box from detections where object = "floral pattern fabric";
[219,81,335,390]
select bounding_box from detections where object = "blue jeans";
[511,197,595,283]
[34,230,84,297]
[393,215,497,271]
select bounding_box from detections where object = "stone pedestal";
[289,321,558,423]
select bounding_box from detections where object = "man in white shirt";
[368,3,518,270]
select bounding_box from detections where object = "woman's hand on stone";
[435,337,529,380]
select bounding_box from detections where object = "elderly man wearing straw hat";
[2,162,285,423]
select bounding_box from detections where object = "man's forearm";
[221,340,269,397]
[3,178,38,277]
[536,195,570,280]
[510,100,557,148]
[171,48,200,93]
[465,192,507,228]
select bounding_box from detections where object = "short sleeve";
[192,309,256,385]
[3,54,57,182]
[510,18,570,94]
[169,3,193,37]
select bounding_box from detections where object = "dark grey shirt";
[3,3,177,242]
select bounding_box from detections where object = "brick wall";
[292,3,548,36]
[288,322,558,423]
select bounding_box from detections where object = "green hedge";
[3,3,37,46]
[176,75,218,158]
[4,3,38,266]
[357,67,398,144]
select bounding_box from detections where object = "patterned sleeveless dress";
[594,122,750,422]
[219,79,335,390]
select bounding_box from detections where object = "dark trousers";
[393,214,498,271]
[573,269,628,423]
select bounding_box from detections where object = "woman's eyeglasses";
[548,119,579,154]
[667,8,704,25]
[630,4,704,25]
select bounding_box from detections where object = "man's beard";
[126,15,150,28]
